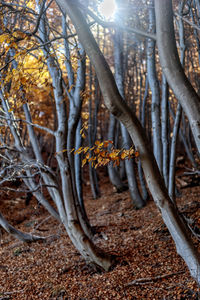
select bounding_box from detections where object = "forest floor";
[0,167,200,299]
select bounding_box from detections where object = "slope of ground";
[0,170,200,299]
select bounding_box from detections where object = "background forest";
[0,0,200,298]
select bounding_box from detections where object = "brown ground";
[0,169,200,300]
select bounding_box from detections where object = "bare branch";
[175,12,200,31]
[125,271,184,287]
[0,115,55,136]
[80,5,156,40]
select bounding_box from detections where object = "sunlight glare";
[99,0,116,20]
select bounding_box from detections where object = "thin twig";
[32,216,52,233]
[175,12,200,31]
[125,271,184,287]
[0,115,55,136]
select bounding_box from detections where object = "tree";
[56,0,200,282]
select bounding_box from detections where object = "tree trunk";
[88,63,101,199]
[0,212,44,242]
[161,74,169,188]
[107,114,126,192]
[168,103,182,201]
[147,0,162,171]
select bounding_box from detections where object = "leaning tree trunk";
[0,212,44,242]
[154,0,200,155]
[57,0,200,282]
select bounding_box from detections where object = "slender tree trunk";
[168,103,182,201]
[161,74,169,188]
[138,78,149,201]
[169,103,197,167]
[75,119,84,214]
[168,2,185,202]
[107,114,126,192]
[147,0,162,171]
[88,64,100,199]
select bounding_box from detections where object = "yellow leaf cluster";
[0,33,10,43]
[74,140,139,168]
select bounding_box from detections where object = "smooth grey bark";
[114,29,145,208]
[62,13,75,91]
[0,212,44,242]
[62,14,92,224]
[88,64,100,199]
[161,74,169,188]
[57,0,200,282]
[75,119,84,212]
[90,74,101,197]
[138,77,149,201]
[147,0,162,172]
[66,43,85,172]
[155,0,200,155]
[66,44,90,223]
[141,78,149,132]
[168,2,185,202]
[168,103,182,201]
[107,114,126,192]
[169,103,197,167]
[74,118,92,234]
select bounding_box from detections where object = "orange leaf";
[82,158,87,167]
[135,151,139,157]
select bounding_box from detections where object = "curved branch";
[0,212,45,242]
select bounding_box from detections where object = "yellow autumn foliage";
[74,140,139,168]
